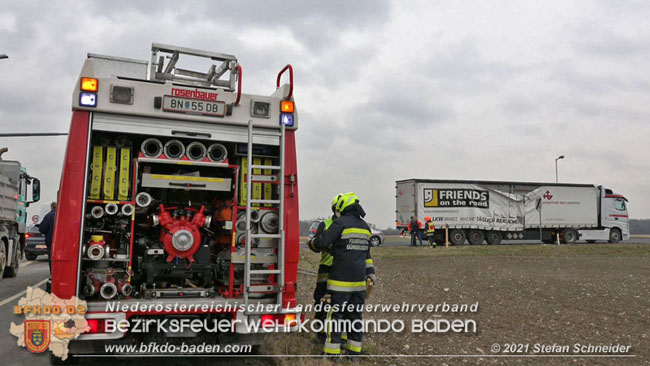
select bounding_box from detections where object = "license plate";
[36,245,47,249]
[162,96,226,117]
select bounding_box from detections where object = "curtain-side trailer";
[396,179,630,245]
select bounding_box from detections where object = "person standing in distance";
[424,216,436,248]
[39,201,56,272]
[408,216,423,246]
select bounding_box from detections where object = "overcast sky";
[1,1,649,228]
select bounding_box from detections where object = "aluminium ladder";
[244,120,286,307]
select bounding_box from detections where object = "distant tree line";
[298,219,650,236]
[299,219,399,236]
[630,219,650,235]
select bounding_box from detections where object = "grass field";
[261,243,650,365]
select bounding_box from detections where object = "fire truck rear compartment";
[80,130,281,302]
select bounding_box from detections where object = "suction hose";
[164,139,185,159]
[141,138,163,158]
[186,141,207,161]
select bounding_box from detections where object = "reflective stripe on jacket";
[316,217,334,283]
[426,221,435,234]
[313,205,372,292]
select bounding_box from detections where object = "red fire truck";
[51,43,300,356]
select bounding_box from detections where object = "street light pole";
[555,155,565,183]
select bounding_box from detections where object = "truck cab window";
[614,199,626,211]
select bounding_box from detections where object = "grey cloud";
[2,1,650,227]
[85,0,392,54]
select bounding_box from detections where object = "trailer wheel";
[562,229,578,244]
[467,230,485,245]
[434,236,446,246]
[608,228,621,243]
[486,231,502,245]
[449,230,466,245]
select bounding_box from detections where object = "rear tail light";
[86,318,106,333]
[284,313,297,327]
[260,314,298,328]
[25,234,30,238]
[261,314,275,327]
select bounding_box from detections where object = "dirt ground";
[261,243,650,365]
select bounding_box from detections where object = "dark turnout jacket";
[313,204,374,292]
[39,210,56,248]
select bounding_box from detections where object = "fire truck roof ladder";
[244,120,286,307]
[149,43,240,90]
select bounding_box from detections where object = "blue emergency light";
[280,112,294,127]
[79,92,97,107]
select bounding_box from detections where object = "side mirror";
[31,178,41,203]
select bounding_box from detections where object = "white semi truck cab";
[582,186,629,243]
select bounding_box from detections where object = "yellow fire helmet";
[333,192,360,213]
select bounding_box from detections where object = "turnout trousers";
[324,290,366,356]
[313,281,328,325]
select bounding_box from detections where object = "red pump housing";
[156,204,207,262]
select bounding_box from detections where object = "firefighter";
[309,192,375,359]
[424,216,436,248]
[308,203,337,343]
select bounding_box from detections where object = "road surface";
[0,256,50,365]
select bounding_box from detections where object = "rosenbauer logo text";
[171,88,218,101]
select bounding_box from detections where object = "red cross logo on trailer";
[543,191,553,200]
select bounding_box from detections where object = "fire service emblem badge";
[25,320,51,353]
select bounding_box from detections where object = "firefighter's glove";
[308,238,319,253]
[320,293,332,304]
[365,276,376,299]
